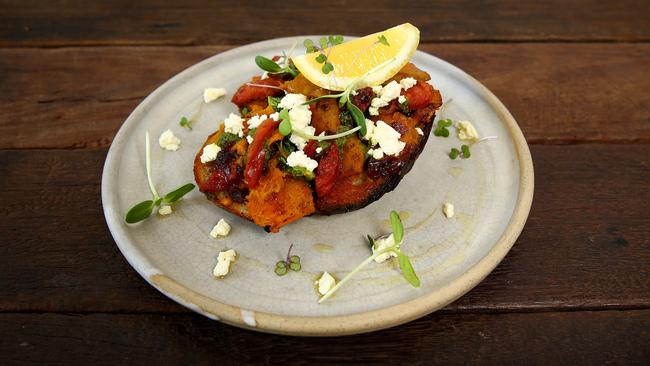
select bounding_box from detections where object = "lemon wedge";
[291,23,420,91]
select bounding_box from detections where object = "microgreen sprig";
[254,53,299,77]
[434,118,453,137]
[124,132,196,224]
[319,210,420,303]
[275,244,302,276]
[449,136,498,160]
[303,35,344,74]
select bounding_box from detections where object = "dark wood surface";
[1,1,649,364]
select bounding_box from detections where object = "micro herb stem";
[292,126,361,141]
[318,245,396,303]
[145,131,160,200]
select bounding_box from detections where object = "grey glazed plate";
[102,36,534,336]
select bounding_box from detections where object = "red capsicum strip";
[245,119,279,188]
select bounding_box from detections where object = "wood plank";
[2,0,649,46]
[1,43,649,149]
[0,145,648,313]
[1,310,649,364]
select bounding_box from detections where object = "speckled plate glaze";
[102,36,534,336]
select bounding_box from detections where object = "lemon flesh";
[291,23,420,91]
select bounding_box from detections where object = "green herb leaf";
[162,183,195,204]
[346,100,367,136]
[289,262,302,271]
[125,200,155,224]
[322,62,334,74]
[241,106,249,116]
[267,96,281,111]
[285,165,315,180]
[275,266,288,276]
[255,55,282,73]
[367,235,376,249]
[179,116,191,130]
[315,53,327,63]
[397,251,421,287]
[319,37,328,49]
[439,118,453,127]
[333,35,344,45]
[276,260,286,269]
[398,99,410,115]
[461,144,471,158]
[449,148,460,159]
[290,255,300,264]
[390,210,404,244]
[378,35,390,46]
[279,109,292,136]
[303,38,314,51]
[217,132,241,147]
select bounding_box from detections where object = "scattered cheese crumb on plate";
[210,218,231,238]
[316,272,336,295]
[158,129,181,151]
[372,234,399,263]
[456,120,479,141]
[203,87,227,103]
[213,249,237,277]
[158,205,172,215]
[443,203,455,218]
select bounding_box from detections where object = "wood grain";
[1,310,649,365]
[1,43,649,149]
[1,145,648,313]
[2,0,649,46]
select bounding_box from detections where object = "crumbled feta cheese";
[380,80,402,101]
[210,218,231,238]
[399,77,417,90]
[269,112,280,121]
[363,118,376,140]
[367,148,384,160]
[278,93,307,110]
[415,127,424,136]
[203,87,226,103]
[213,249,237,277]
[286,150,318,172]
[456,120,479,141]
[158,129,181,151]
[369,121,406,156]
[224,113,244,137]
[398,95,407,104]
[371,85,383,94]
[247,114,268,129]
[200,143,221,163]
[372,234,399,263]
[260,72,269,80]
[371,97,389,109]
[246,135,253,144]
[351,89,358,96]
[368,106,379,116]
[316,272,336,295]
[443,203,455,218]
[158,205,172,215]
[315,147,323,154]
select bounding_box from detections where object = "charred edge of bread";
[315,114,436,215]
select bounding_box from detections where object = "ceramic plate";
[102,36,534,336]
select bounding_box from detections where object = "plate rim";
[102,36,534,336]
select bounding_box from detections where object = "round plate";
[102,36,534,336]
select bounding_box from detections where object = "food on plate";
[213,249,237,277]
[194,24,443,232]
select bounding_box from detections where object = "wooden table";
[1,1,649,364]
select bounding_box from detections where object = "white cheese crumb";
[203,87,227,103]
[246,114,268,129]
[213,249,237,277]
[415,127,424,136]
[398,95,407,104]
[399,77,417,90]
[200,143,221,163]
[372,234,399,263]
[246,135,253,144]
[443,203,455,218]
[368,80,404,115]
[367,148,384,160]
[316,272,336,295]
[315,147,323,154]
[158,129,181,151]
[368,121,406,157]
[286,150,318,172]
[158,205,172,215]
[278,93,307,110]
[224,113,244,137]
[368,106,379,116]
[210,218,231,238]
[380,80,402,101]
[269,112,280,121]
[371,85,383,94]
[456,120,479,141]
[260,72,269,80]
